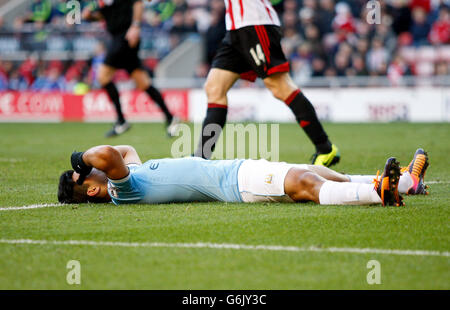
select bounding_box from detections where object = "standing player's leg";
[98,64,130,137]
[193,68,240,159]
[263,72,339,167]
[236,25,339,166]
[131,69,179,136]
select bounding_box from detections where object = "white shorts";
[237,159,310,203]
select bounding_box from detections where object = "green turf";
[0,122,449,289]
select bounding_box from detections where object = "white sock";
[347,173,413,194]
[398,171,413,193]
[347,175,374,184]
[319,181,382,205]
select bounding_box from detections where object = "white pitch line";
[0,203,64,211]
[427,181,450,184]
[0,239,448,258]
[0,158,24,163]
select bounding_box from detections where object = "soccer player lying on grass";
[58,146,429,207]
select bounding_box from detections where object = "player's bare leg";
[291,161,420,195]
[263,71,298,102]
[284,157,403,206]
[204,68,240,105]
[284,168,325,203]
[98,63,116,86]
[131,69,179,136]
[284,167,383,205]
[98,64,131,137]
[263,72,340,167]
[130,68,151,91]
[194,68,240,158]
[296,164,350,182]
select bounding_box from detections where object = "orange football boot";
[373,157,404,207]
[400,148,429,195]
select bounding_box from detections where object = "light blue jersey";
[107,157,245,205]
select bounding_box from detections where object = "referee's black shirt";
[97,0,140,36]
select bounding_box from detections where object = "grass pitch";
[0,122,449,289]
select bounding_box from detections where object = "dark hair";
[58,170,89,204]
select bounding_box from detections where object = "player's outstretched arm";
[78,145,129,180]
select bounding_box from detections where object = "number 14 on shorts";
[250,44,266,66]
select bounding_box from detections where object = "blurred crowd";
[0,0,449,92]
[278,0,450,84]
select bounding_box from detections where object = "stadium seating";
[0,0,448,92]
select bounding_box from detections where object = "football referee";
[83,0,179,137]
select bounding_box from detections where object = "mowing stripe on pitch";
[0,239,448,257]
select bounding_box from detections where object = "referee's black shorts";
[212,25,289,82]
[104,34,142,74]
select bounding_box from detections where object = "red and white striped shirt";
[224,0,281,30]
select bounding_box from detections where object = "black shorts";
[211,25,289,82]
[104,35,142,74]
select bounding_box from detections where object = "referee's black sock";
[194,104,228,159]
[104,82,125,124]
[146,85,173,123]
[285,89,332,154]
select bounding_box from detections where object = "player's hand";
[126,25,141,48]
[71,151,93,185]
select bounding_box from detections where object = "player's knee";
[135,79,149,91]
[132,71,151,91]
[288,170,322,203]
[97,72,111,87]
[204,79,226,101]
[271,88,286,101]
[264,74,298,102]
[298,172,320,191]
[264,80,286,101]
